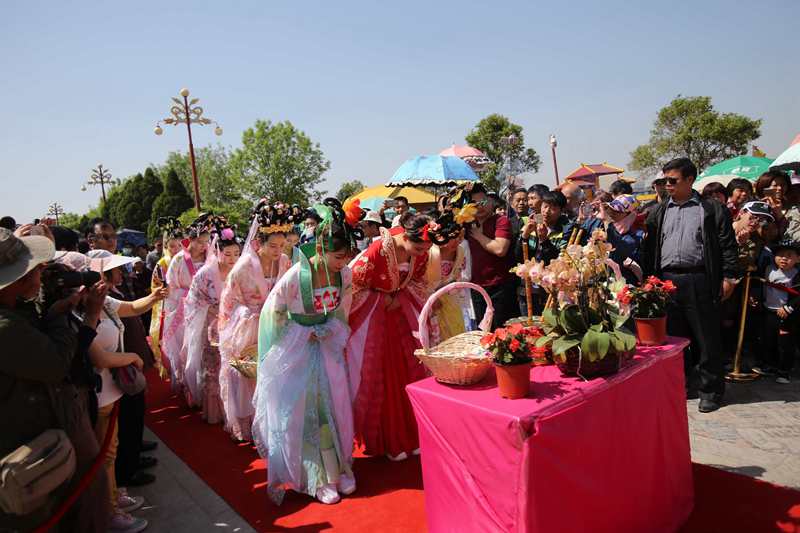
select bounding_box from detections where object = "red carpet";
[144,370,800,532]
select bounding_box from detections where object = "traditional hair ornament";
[187,212,217,238]
[453,203,478,225]
[253,200,298,235]
[427,212,463,245]
[157,216,184,240]
[318,197,365,246]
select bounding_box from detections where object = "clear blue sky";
[1,0,797,222]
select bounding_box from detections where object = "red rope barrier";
[33,401,120,533]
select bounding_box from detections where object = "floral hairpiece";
[453,203,478,225]
[258,223,295,235]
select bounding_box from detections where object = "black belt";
[662,266,705,274]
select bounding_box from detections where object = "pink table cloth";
[407,337,693,533]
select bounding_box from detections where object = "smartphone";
[533,214,544,226]
[156,266,168,288]
[763,188,779,199]
[580,203,593,217]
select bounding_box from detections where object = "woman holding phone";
[755,170,792,242]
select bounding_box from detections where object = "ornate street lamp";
[82,164,120,217]
[47,202,64,224]
[154,88,222,211]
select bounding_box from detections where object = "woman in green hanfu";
[252,198,365,505]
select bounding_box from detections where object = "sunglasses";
[665,178,681,185]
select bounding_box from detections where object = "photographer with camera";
[0,228,99,531]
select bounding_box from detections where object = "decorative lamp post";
[82,164,120,217]
[549,134,560,187]
[47,202,64,224]
[501,133,520,205]
[154,88,222,211]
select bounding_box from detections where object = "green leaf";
[542,308,558,328]
[535,335,553,348]
[552,336,581,355]
[559,305,586,334]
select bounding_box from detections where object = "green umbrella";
[698,156,774,181]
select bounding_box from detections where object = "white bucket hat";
[86,249,140,272]
[0,228,55,290]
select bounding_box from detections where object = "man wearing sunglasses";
[641,158,739,413]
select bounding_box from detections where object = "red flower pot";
[635,316,667,346]
[494,361,531,399]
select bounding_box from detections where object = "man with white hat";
[357,210,383,251]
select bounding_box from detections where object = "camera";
[43,269,101,291]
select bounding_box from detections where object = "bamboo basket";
[414,282,495,385]
[230,344,259,380]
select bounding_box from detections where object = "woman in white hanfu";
[182,218,241,422]
[218,200,293,441]
[161,217,209,390]
[253,198,364,505]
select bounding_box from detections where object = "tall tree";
[158,144,248,213]
[336,179,366,201]
[230,120,330,205]
[629,95,762,178]
[59,212,82,230]
[465,114,541,192]
[109,168,164,233]
[149,169,194,238]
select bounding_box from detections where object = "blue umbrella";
[386,155,479,187]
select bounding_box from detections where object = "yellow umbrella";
[350,185,435,210]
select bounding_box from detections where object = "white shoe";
[337,473,356,495]
[776,376,791,385]
[117,488,145,513]
[411,448,421,456]
[315,483,341,504]
[108,511,148,532]
[387,452,408,462]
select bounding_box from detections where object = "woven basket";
[230,344,258,380]
[414,282,495,386]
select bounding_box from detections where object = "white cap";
[86,249,140,272]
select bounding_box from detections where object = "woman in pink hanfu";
[347,213,434,461]
[218,200,294,441]
[182,217,241,422]
[161,217,210,391]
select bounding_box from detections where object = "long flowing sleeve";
[257,269,291,362]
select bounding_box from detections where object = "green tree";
[108,168,164,234]
[629,95,762,178]
[465,114,541,192]
[336,179,366,201]
[230,120,330,205]
[149,169,194,238]
[59,212,83,230]
[158,144,248,213]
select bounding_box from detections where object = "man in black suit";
[641,158,739,413]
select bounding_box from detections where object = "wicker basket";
[230,344,258,380]
[414,282,495,386]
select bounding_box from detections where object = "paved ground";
[126,427,256,533]
[687,375,800,490]
[133,376,800,533]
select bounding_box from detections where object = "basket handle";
[416,281,494,349]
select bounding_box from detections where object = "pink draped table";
[406,337,694,533]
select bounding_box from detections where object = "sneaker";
[117,488,144,513]
[315,483,341,504]
[698,397,721,413]
[108,511,148,532]
[386,452,408,462]
[752,366,776,376]
[337,473,356,495]
[776,376,791,385]
[411,448,421,456]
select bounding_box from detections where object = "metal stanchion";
[726,271,759,382]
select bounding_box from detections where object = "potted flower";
[617,276,676,345]
[518,230,637,378]
[481,323,544,398]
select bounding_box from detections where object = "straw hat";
[0,228,55,290]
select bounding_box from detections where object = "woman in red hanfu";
[347,213,434,461]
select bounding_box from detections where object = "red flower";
[509,338,521,352]
[617,286,632,304]
[480,333,496,347]
[646,276,660,286]
[507,323,524,335]
[495,328,508,341]
[661,280,677,293]
[643,283,654,292]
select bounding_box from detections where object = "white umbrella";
[769,141,800,173]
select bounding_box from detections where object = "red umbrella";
[439,144,490,171]
[563,162,624,187]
